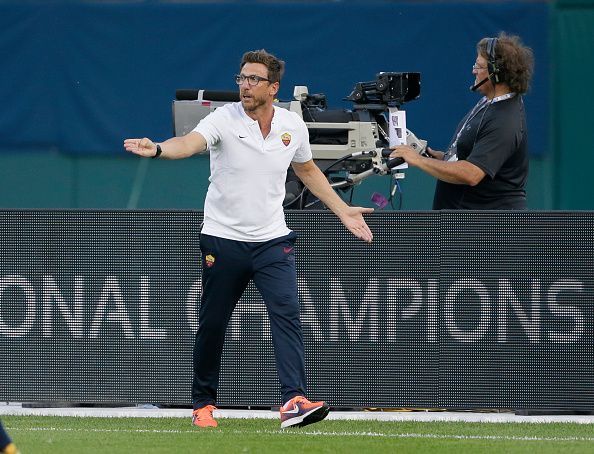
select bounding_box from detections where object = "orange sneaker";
[192,405,218,428]
[280,396,329,428]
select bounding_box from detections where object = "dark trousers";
[192,232,306,409]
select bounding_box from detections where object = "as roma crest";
[281,132,291,147]
[205,254,215,268]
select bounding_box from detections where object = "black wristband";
[152,144,162,159]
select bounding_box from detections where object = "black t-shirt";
[432,95,529,210]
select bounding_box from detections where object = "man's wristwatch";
[152,144,163,159]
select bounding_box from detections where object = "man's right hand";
[123,138,157,158]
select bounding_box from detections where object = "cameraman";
[391,33,534,209]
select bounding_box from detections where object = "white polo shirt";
[193,102,312,242]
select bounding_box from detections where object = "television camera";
[172,72,426,209]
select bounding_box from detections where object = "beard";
[241,90,268,112]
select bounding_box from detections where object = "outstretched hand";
[338,206,374,243]
[123,138,157,158]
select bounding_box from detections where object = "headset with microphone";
[470,37,500,91]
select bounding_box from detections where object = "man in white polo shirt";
[124,49,373,429]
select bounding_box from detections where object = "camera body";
[346,72,421,106]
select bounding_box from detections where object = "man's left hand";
[338,206,374,243]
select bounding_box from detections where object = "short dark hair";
[240,49,285,84]
[478,33,534,94]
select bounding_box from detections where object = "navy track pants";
[192,232,306,409]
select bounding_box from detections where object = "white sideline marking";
[4,427,594,442]
[2,404,594,424]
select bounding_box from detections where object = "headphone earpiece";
[486,37,500,85]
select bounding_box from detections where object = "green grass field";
[4,415,594,453]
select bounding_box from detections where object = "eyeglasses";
[235,74,270,86]
[472,64,487,71]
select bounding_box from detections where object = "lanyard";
[446,93,517,161]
